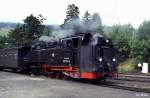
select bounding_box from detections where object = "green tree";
[131,39,150,63]
[9,14,45,46]
[42,26,50,36]
[0,36,7,48]
[130,21,150,63]
[9,23,25,46]
[136,21,150,40]
[82,11,92,32]
[82,11,91,22]
[62,4,81,33]
[82,12,103,33]
[91,13,103,33]
[0,36,15,48]
[108,24,134,61]
[23,14,44,40]
[37,14,46,24]
[64,4,79,24]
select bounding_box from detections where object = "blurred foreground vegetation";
[117,59,136,73]
[0,28,10,37]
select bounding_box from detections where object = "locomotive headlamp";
[106,39,109,43]
[99,58,102,62]
[81,37,84,40]
[52,53,55,57]
[113,58,116,62]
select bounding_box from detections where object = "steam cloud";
[90,33,103,45]
[39,18,102,43]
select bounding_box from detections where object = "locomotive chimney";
[82,33,92,45]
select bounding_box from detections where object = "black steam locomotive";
[0,33,117,80]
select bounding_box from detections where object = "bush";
[118,59,136,73]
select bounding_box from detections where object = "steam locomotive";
[0,33,117,81]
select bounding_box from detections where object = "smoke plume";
[90,33,103,45]
[39,17,103,43]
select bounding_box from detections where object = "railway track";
[99,74,150,93]
[99,80,150,93]
[67,74,150,93]
[116,74,150,83]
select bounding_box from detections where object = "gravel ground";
[0,71,150,98]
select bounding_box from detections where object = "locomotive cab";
[78,33,117,79]
[60,33,117,80]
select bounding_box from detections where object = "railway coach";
[0,47,30,72]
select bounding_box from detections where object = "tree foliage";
[9,23,25,46]
[64,4,79,24]
[130,21,150,63]
[63,5,103,34]
[131,39,150,63]
[91,13,103,33]
[136,21,150,40]
[82,11,103,33]
[23,14,45,40]
[82,11,91,22]
[61,4,82,33]
[108,24,134,61]
[42,26,51,36]
[0,36,7,48]
[0,36,15,48]
[9,14,45,46]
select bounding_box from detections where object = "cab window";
[72,38,80,48]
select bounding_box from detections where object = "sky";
[0,0,150,28]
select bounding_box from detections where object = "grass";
[0,28,10,37]
[118,59,136,73]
